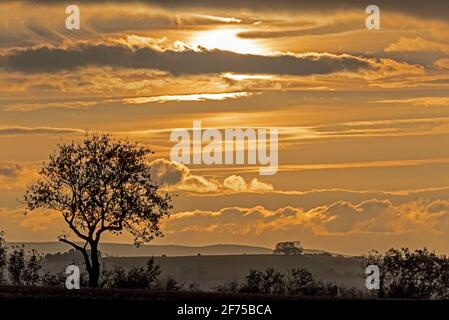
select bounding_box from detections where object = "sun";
[191,28,265,55]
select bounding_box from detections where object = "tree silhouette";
[24,134,172,287]
[8,245,25,285]
[273,241,303,255]
[286,268,316,295]
[365,248,449,299]
[0,231,7,284]
[23,249,42,286]
[103,257,161,289]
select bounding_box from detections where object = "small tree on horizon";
[24,134,173,287]
[273,241,303,255]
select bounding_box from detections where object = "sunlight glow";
[123,92,255,104]
[191,29,266,55]
[222,73,274,81]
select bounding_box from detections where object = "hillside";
[6,242,273,257]
[6,242,342,257]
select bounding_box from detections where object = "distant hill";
[6,242,349,257]
[5,242,273,257]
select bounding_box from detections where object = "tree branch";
[59,238,92,273]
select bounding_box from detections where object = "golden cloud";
[149,159,274,193]
[163,199,449,237]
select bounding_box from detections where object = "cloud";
[193,14,242,24]
[123,92,256,104]
[385,37,449,54]
[3,101,99,112]
[223,175,273,192]
[374,97,449,107]
[1,42,372,76]
[435,59,449,70]
[236,19,359,39]
[0,162,22,178]
[32,1,449,22]
[150,159,190,185]
[223,175,247,191]
[0,162,40,190]
[149,159,273,193]
[0,207,61,232]
[0,126,83,135]
[164,198,449,237]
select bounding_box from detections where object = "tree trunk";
[89,244,100,288]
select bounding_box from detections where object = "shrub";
[103,257,161,289]
[8,245,26,285]
[0,231,7,284]
[286,268,317,296]
[23,249,42,286]
[240,268,285,294]
[41,272,66,287]
[365,248,449,299]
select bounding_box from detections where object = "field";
[42,253,364,290]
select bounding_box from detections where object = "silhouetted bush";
[157,277,182,291]
[102,257,161,289]
[0,231,7,284]
[217,267,366,298]
[8,245,25,285]
[41,272,66,287]
[365,248,449,299]
[214,279,240,294]
[286,268,317,295]
[22,249,42,286]
[239,268,285,294]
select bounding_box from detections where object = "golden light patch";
[191,28,267,54]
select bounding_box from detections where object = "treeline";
[46,257,183,290]
[215,268,369,298]
[366,248,449,299]
[0,231,182,289]
[0,235,42,286]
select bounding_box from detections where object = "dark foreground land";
[0,285,331,301]
[0,285,444,319]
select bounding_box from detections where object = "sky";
[1,0,449,255]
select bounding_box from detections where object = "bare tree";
[24,134,172,287]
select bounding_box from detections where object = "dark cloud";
[0,163,21,178]
[87,14,243,33]
[1,43,371,75]
[149,159,189,185]
[32,0,449,21]
[87,15,174,33]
